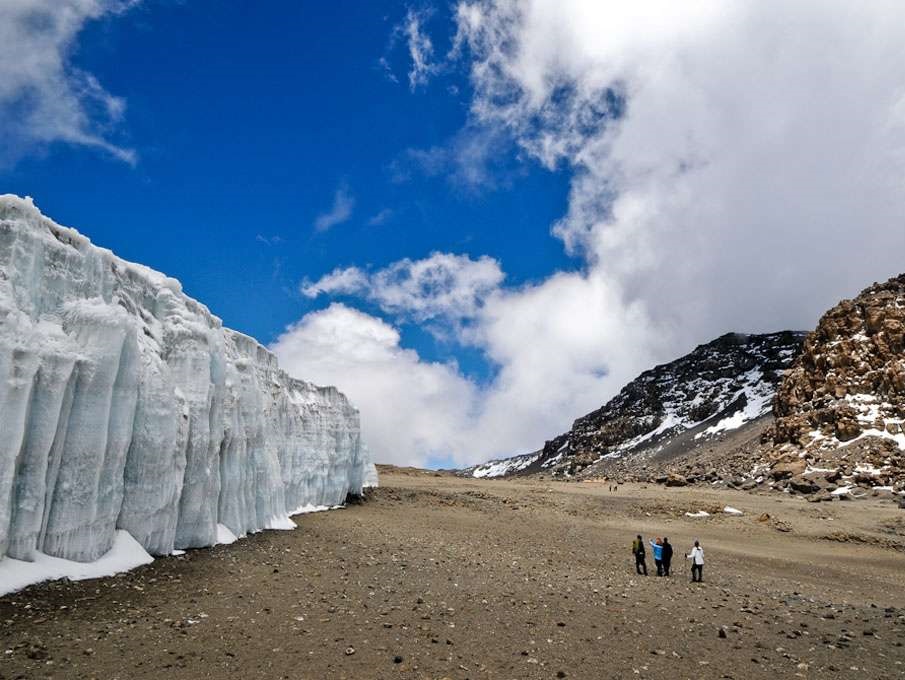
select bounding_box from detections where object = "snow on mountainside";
[743,274,905,498]
[468,331,805,478]
[0,195,376,590]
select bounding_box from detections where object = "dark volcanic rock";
[535,331,804,477]
[464,331,805,479]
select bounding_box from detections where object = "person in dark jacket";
[661,537,673,577]
[632,535,648,575]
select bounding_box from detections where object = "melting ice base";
[0,195,377,587]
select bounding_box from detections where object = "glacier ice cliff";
[0,195,376,566]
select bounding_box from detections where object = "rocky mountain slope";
[467,331,805,478]
[0,195,376,573]
[751,274,905,498]
[525,275,905,503]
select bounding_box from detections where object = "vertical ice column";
[217,353,286,537]
[116,356,188,556]
[42,301,139,562]
[169,330,220,550]
[6,350,77,560]
[0,339,41,558]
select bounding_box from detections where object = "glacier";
[0,194,376,576]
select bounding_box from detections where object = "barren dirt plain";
[2,467,905,680]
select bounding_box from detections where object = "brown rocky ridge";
[463,274,905,506]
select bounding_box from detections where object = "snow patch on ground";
[0,531,153,596]
[216,524,239,545]
[290,504,344,516]
[723,507,744,516]
[265,515,298,531]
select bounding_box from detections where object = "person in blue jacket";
[650,537,664,576]
[661,537,674,577]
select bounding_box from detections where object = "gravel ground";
[2,469,905,680]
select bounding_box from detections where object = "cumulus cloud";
[314,183,355,232]
[283,1,905,467]
[271,304,479,468]
[453,0,905,336]
[302,252,505,324]
[283,255,660,467]
[0,0,137,165]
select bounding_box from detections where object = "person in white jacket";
[686,540,704,582]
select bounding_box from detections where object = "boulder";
[665,474,688,487]
[771,460,807,480]
[790,476,820,494]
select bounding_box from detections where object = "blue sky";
[4,1,904,468]
[3,1,571,379]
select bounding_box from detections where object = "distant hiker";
[686,540,705,582]
[650,537,665,576]
[661,537,673,577]
[632,535,648,576]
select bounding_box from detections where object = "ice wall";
[0,195,376,564]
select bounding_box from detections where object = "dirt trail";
[2,471,904,680]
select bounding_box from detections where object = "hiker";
[650,537,664,576]
[632,535,648,576]
[661,537,673,577]
[686,540,705,582]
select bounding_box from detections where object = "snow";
[472,452,541,478]
[0,195,376,585]
[216,524,239,545]
[699,369,773,438]
[265,515,298,531]
[831,486,854,496]
[723,506,744,516]
[854,463,885,477]
[290,503,343,516]
[804,395,905,451]
[685,511,711,518]
[0,530,153,596]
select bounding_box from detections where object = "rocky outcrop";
[770,274,905,450]
[602,278,905,498]
[754,274,905,497]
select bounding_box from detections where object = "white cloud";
[301,267,368,299]
[313,184,355,232]
[403,9,438,90]
[271,304,479,468]
[302,252,505,324]
[367,208,394,226]
[453,0,905,340]
[0,0,137,165]
[282,2,905,468]
[392,125,515,191]
[282,256,662,468]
